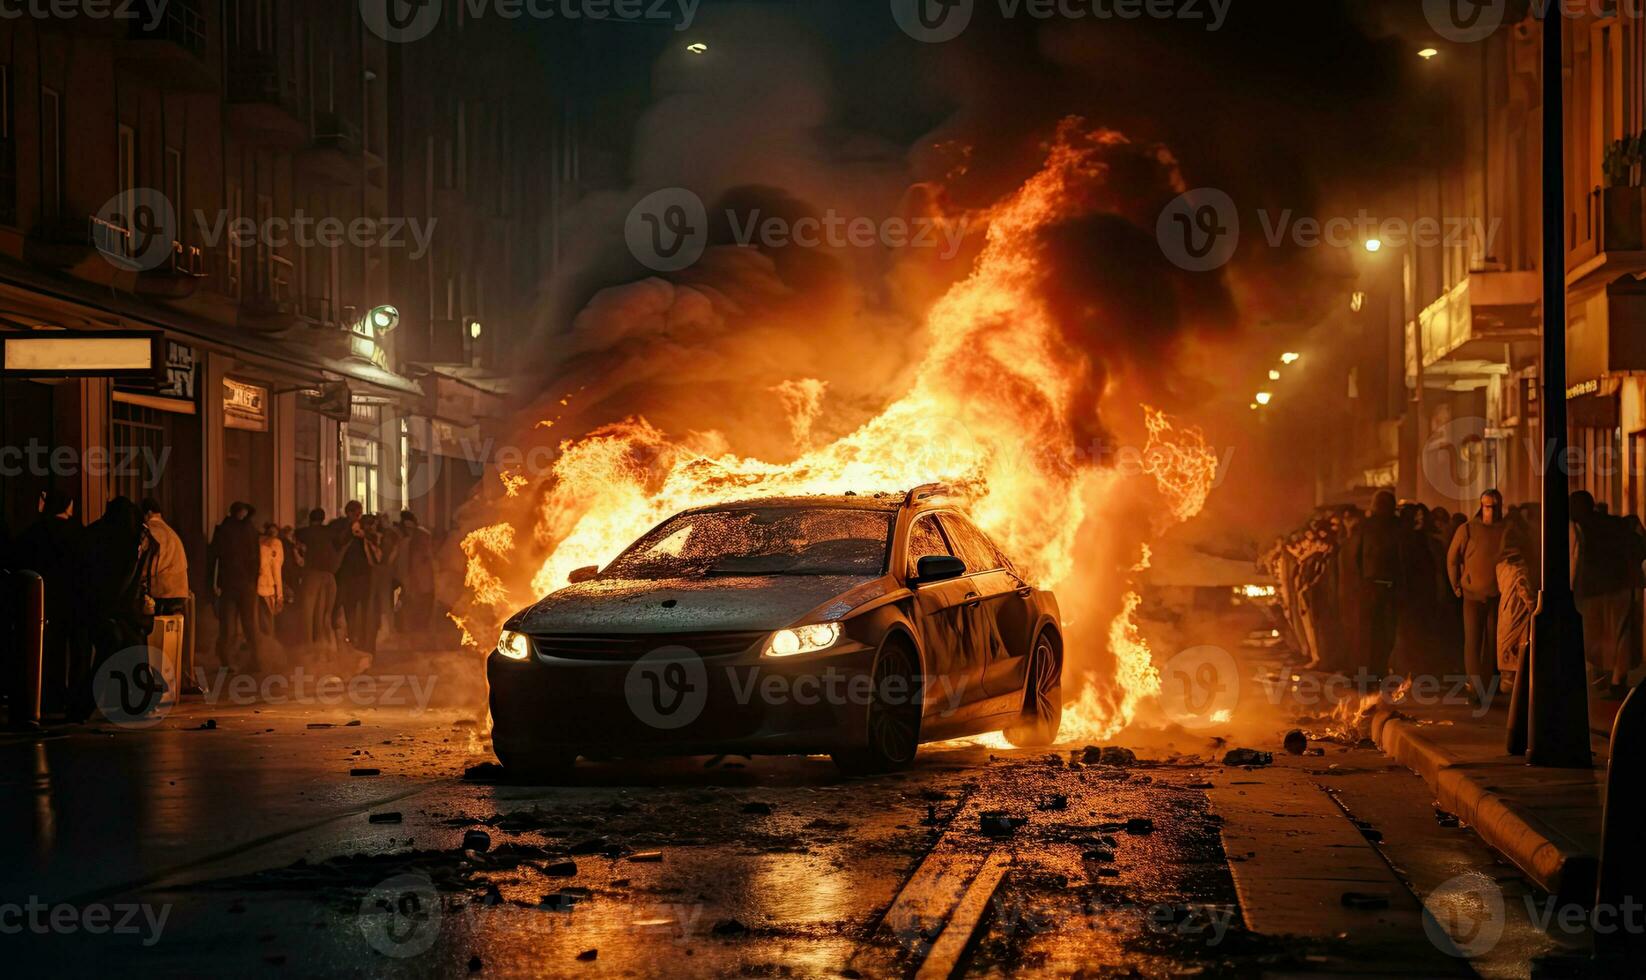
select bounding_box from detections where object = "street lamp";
[1418,47,1439,60]
[1364,238,1383,253]
[1254,391,1272,406]
[1281,352,1301,365]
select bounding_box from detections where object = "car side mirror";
[568,565,600,584]
[914,555,966,584]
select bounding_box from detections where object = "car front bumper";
[487,639,878,757]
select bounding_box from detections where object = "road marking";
[915,850,1011,979]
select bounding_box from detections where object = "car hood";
[509,575,880,634]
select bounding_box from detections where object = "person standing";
[294,509,339,649]
[13,490,86,716]
[208,502,262,674]
[256,522,285,638]
[142,498,195,695]
[82,497,155,720]
[336,512,381,662]
[397,511,436,632]
[1448,490,1508,706]
[1571,491,1644,699]
[1351,491,1402,678]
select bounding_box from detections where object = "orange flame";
[461,122,1219,742]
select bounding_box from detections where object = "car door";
[903,513,989,714]
[939,514,1036,699]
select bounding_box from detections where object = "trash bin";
[145,613,185,713]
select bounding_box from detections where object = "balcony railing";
[128,0,206,58]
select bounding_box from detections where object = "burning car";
[487,485,1063,777]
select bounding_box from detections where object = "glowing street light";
[686,42,707,54]
[1281,352,1301,364]
[1268,369,1281,381]
[1364,238,1383,253]
[1418,47,1439,60]
[1255,391,1273,406]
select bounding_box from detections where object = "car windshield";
[600,507,894,580]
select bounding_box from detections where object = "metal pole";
[1527,5,1594,768]
[1596,677,1646,960]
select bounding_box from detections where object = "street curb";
[1370,707,1597,907]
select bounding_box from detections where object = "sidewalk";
[1370,698,1608,907]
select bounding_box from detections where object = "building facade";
[0,0,563,587]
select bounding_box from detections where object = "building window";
[346,402,382,511]
[295,408,321,514]
[40,88,61,223]
[0,65,14,226]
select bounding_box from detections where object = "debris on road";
[468,955,483,972]
[1081,745,1137,766]
[1035,793,1068,811]
[1222,748,1273,768]
[197,719,217,730]
[741,801,774,815]
[628,851,663,863]
[1341,891,1391,910]
[545,860,578,877]
[462,830,491,853]
[368,812,403,825]
[1125,817,1154,835]
[1283,730,1307,755]
[462,762,506,782]
[712,919,750,937]
[576,949,598,961]
[980,811,1028,837]
[567,837,607,855]
[349,767,381,777]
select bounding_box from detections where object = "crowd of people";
[206,499,437,674]
[1,490,441,721]
[1263,488,1646,704]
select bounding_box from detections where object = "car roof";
[677,493,904,514]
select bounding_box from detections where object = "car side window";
[939,515,1002,574]
[906,515,952,579]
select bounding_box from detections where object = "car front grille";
[528,630,768,662]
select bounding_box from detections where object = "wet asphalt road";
[1,693,1548,978]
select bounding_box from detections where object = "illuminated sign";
[223,378,269,431]
[1566,379,1600,399]
[1,330,162,378]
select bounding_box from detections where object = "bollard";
[5,570,44,731]
[1596,676,1646,961]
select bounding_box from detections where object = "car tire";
[494,744,578,782]
[1004,631,1062,748]
[831,639,922,776]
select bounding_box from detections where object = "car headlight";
[496,629,532,661]
[764,622,842,657]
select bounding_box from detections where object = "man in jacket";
[208,502,262,673]
[1571,491,1644,699]
[13,489,85,716]
[294,508,339,649]
[1448,489,1508,705]
[1352,491,1403,678]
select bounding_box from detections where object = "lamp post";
[1523,4,1593,768]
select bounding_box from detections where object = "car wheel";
[494,744,577,782]
[831,639,922,776]
[1004,631,1062,748]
